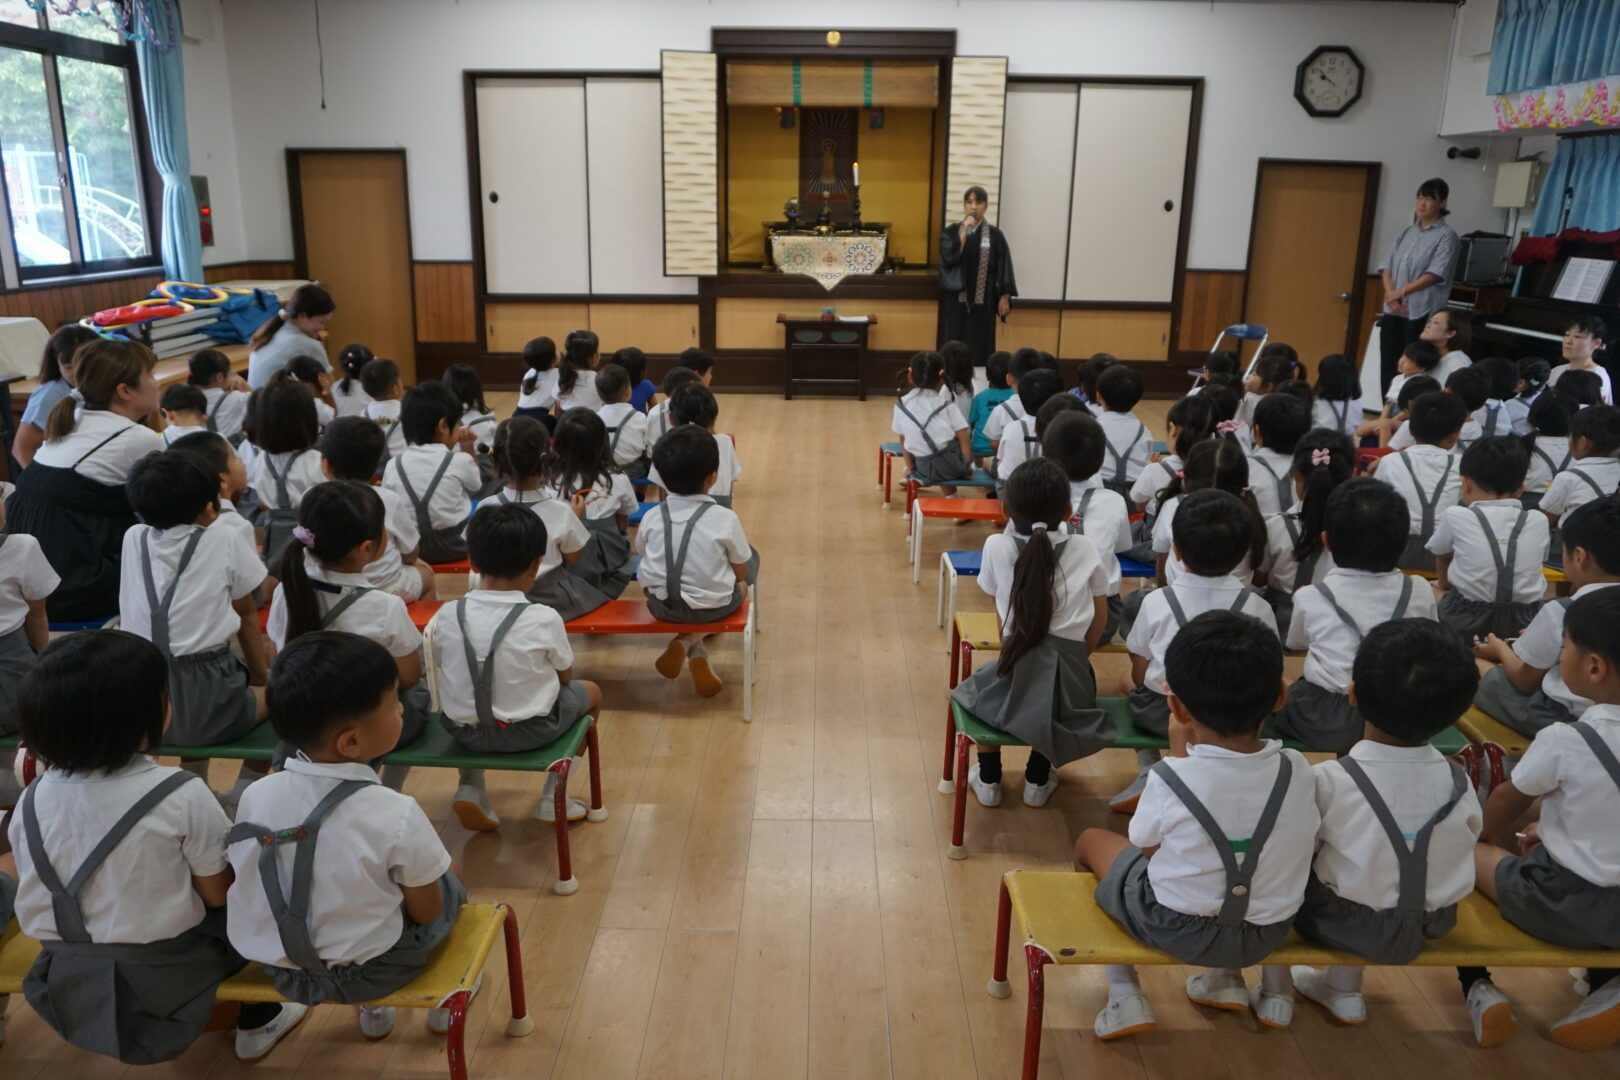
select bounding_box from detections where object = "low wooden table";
[777,314,876,401]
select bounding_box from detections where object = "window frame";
[0,16,162,285]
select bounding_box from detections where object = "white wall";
[203,0,1505,273]
[180,0,247,266]
[1440,0,1501,137]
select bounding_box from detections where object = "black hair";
[359,357,400,400]
[400,380,462,446]
[267,631,399,752]
[1571,403,1620,456]
[1160,440,1266,570]
[1253,393,1310,454]
[1569,315,1610,356]
[1403,340,1442,373]
[1040,351,1061,369]
[1096,365,1143,412]
[1555,368,1603,409]
[1526,390,1573,445]
[468,501,546,578]
[670,382,719,428]
[492,415,549,485]
[558,328,599,396]
[1275,379,1315,409]
[1324,478,1409,572]
[1314,354,1358,402]
[940,340,975,398]
[986,351,1011,390]
[662,365,701,397]
[1202,382,1241,423]
[1171,488,1256,576]
[127,449,218,527]
[652,424,719,497]
[1166,393,1218,458]
[1354,619,1478,743]
[1205,372,1242,391]
[902,350,946,393]
[37,322,99,385]
[1009,347,1044,383]
[1163,610,1282,737]
[997,459,1071,676]
[1444,366,1489,412]
[1563,585,1620,668]
[186,346,232,388]
[1289,430,1355,566]
[318,415,388,481]
[595,362,632,403]
[1474,357,1519,402]
[286,354,329,392]
[1416,176,1450,210]
[521,336,557,395]
[1260,341,1298,366]
[1516,357,1551,401]
[676,347,715,375]
[252,372,319,454]
[276,481,387,642]
[336,343,374,396]
[547,407,618,495]
[612,346,647,384]
[1204,350,1239,377]
[963,185,988,204]
[1252,351,1303,391]
[1558,496,1620,573]
[1408,390,1469,443]
[167,430,231,478]
[160,382,208,416]
[1459,436,1529,497]
[1431,310,1473,355]
[1078,355,1116,401]
[444,363,489,416]
[18,630,168,774]
[1016,368,1064,416]
[1042,411,1105,483]
[1395,374,1441,414]
[1033,393,1086,439]
[248,283,334,352]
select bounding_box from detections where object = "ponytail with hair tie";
[997,459,1071,677]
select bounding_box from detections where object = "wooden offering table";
[777,314,877,400]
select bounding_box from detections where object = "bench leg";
[501,905,536,1037]
[551,759,579,896]
[443,989,472,1080]
[988,877,1013,998]
[941,623,963,794]
[911,505,924,585]
[1021,945,1050,1080]
[936,556,951,628]
[743,602,756,723]
[948,732,971,860]
[585,721,607,823]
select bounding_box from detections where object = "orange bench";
[564,597,758,721]
[910,497,1006,583]
[260,600,442,633]
[430,558,473,575]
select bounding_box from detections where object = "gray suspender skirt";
[494,491,615,620]
[21,774,249,1064]
[896,397,970,485]
[1435,506,1544,644]
[568,480,636,599]
[257,452,304,570]
[396,451,469,564]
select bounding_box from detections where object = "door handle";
[489,191,499,203]
[1336,292,1351,301]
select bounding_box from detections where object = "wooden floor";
[2,394,1597,1078]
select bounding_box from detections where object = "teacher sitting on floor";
[246,283,335,389]
[1377,177,1459,395]
[939,186,1017,365]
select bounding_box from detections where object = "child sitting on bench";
[159,383,210,445]
[1149,437,1268,588]
[966,351,1013,463]
[1257,431,1353,631]
[1373,390,1466,571]
[648,383,743,507]
[429,503,603,832]
[1474,498,1620,735]
[1246,393,1310,517]
[951,458,1111,810]
[1074,609,1318,1040]
[993,368,1064,497]
[330,342,374,419]
[226,631,466,1043]
[595,363,650,476]
[361,358,408,462]
[250,373,325,569]
[1094,365,1150,500]
[382,381,482,564]
[1462,586,1620,1051]
[637,425,760,698]
[1539,405,1620,572]
[168,431,266,595]
[514,336,558,427]
[1270,618,1482,1031]
[320,416,435,602]
[540,409,637,597]
[1041,411,1131,645]
[890,350,972,495]
[1430,436,1548,644]
[647,366,700,446]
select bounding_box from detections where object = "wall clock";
[1295,46,1364,118]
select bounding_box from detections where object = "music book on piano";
[1552,258,1615,305]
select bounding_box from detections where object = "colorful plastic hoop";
[155,281,230,305]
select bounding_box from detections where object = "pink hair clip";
[292,525,316,549]
[1310,448,1332,466]
[1216,419,1240,435]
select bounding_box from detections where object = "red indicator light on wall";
[192,174,214,247]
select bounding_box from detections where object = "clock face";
[1296,47,1364,117]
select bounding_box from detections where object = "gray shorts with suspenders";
[21,774,248,1064]
[1247,452,1293,516]
[1276,577,1416,753]
[1472,596,1579,737]
[1096,754,1298,968]
[645,501,760,624]
[1294,760,1470,963]
[396,452,469,564]
[437,597,589,754]
[1103,419,1147,498]
[257,451,303,571]
[1396,452,1454,572]
[1435,505,1544,644]
[897,396,970,486]
[1126,587,1259,738]
[226,778,467,1005]
[1492,722,1620,950]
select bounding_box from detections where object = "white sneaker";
[1291,966,1366,1025]
[1107,770,1149,814]
[967,763,1002,808]
[1186,971,1250,1012]
[1466,978,1518,1048]
[234,1002,310,1061]
[358,1005,396,1040]
[1248,984,1293,1029]
[427,973,485,1035]
[1022,775,1059,808]
[1551,975,1620,1051]
[534,794,588,822]
[1094,992,1157,1039]
[452,784,501,832]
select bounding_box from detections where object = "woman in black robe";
[938,185,1017,364]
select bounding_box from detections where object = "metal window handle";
[1336,292,1351,301]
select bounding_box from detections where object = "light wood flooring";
[1,394,1600,1078]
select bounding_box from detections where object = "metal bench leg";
[988,878,1013,998]
[743,602,756,723]
[1021,945,1050,1080]
[948,732,971,860]
[551,759,579,896]
[585,721,607,823]
[442,988,473,1080]
[501,905,536,1037]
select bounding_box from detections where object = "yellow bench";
[0,903,532,1079]
[989,870,1620,1080]
[1457,705,1533,758]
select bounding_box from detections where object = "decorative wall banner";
[1495,74,1620,130]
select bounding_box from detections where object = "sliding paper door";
[998,83,1078,301]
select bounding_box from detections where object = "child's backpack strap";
[1336,757,1469,917]
[1571,721,1620,791]
[138,527,208,657]
[454,597,531,728]
[1467,505,1533,605]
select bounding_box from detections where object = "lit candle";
[852,161,860,187]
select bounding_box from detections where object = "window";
[0,5,156,282]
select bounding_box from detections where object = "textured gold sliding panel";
[662,51,719,277]
[944,57,1008,225]
[726,58,940,108]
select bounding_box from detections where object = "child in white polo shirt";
[1373,389,1466,570]
[1271,620,1482,1031]
[11,631,303,1064]
[638,425,759,698]
[249,373,325,569]
[1074,610,1318,1040]
[1278,479,1439,753]
[0,493,58,738]
[361,358,408,462]
[187,347,251,440]
[167,430,260,582]
[1149,437,1268,589]
[159,383,210,446]
[1539,405,1620,570]
[1521,392,1573,508]
[1042,410,1132,645]
[647,366,701,447]
[427,504,603,833]
[1430,437,1548,644]
[320,417,435,602]
[982,348,1044,453]
[595,362,650,477]
[486,416,604,620]
[891,350,973,494]
[1094,365,1151,499]
[1257,433,1352,631]
[1462,586,1620,1051]
[382,380,482,564]
[1473,358,1519,439]
[648,383,744,507]
[227,632,464,1043]
[993,369,1064,492]
[1246,393,1310,517]
[1475,498,1620,736]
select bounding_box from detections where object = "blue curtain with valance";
[1529,134,1620,235]
[135,0,202,283]
[1489,0,1620,95]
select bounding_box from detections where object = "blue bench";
[628,501,656,526]
[48,615,116,633]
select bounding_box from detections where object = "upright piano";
[1462,239,1620,371]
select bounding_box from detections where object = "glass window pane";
[0,46,71,266]
[47,7,121,45]
[0,1,41,31]
[57,55,148,261]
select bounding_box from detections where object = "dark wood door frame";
[1240,157,1381,361]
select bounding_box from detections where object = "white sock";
[1105,965,1141,1003]
[378,764,411,792]
[678,632,705,652]
[1261,966,1294,998]
[458,768,485,789]
[687,640,709,660]
[1325,966,1364,994]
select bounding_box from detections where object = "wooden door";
[1243,161,1378,376]
[290,151,416,381]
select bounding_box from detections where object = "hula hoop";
[155,281,230,305]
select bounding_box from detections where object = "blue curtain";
[1490,0,1620,95]
[135,0,201,282]
[1529,134,1620,235]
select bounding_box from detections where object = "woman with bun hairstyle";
[247,284,335,390]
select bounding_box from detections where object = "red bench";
[564,597,757,721]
